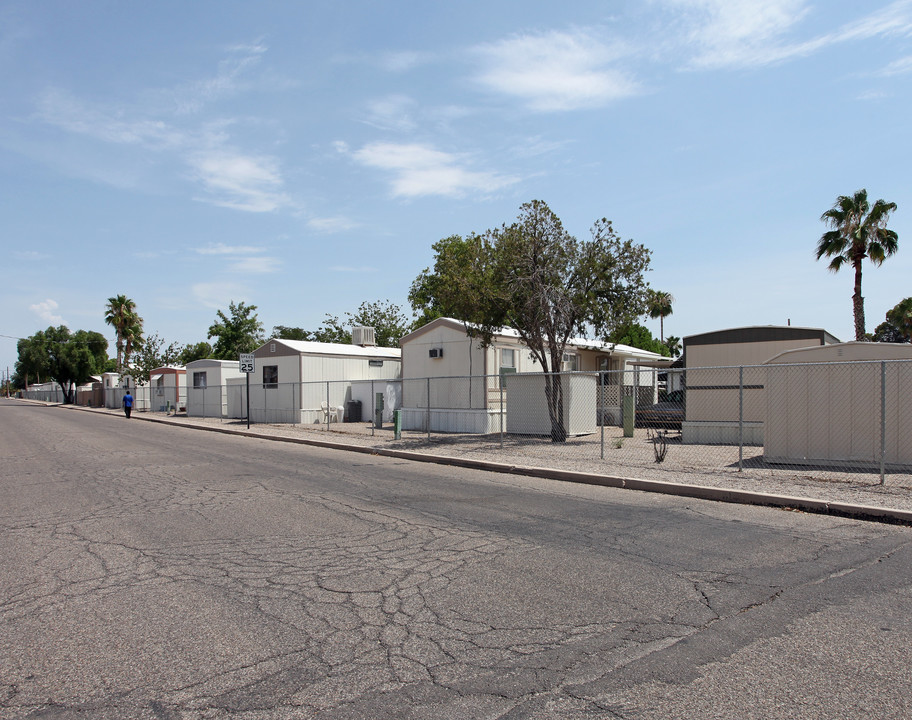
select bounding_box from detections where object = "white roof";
[414,318,665,360]
[185,358,241,369]
[265,338,401,359]
[766,341,912,364]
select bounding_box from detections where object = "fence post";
[427,377,431,441]
[371,380,375,437]
[880,361,887,485]
[738,366,744,472]
[499,375,504,449]
[326,381,330,431]
[600,372,605,460]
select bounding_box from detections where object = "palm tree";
[816,189,899,341]
[104,295,144,371]
[647,290,674,342]
[664,335,682,358]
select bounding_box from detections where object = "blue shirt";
[123,393,134,408]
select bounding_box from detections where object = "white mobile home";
[399,317,666,434]
[233,338,402,424]
[186,359,245,417]
[103,372,152,411]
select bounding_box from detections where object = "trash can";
[346,400,362,423]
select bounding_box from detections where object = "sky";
[2,0,911,376]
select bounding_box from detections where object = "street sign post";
[239,354,255,428]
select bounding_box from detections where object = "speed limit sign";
[239,353,255,373]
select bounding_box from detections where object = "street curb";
[55,402,912,527]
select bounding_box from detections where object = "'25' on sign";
[239,354,255,374]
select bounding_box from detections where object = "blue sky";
[2,0,911,374]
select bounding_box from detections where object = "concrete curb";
[51,401,912,526]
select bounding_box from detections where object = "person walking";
[122,389,134,419]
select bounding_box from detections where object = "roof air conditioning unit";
[352,326,376,347]
[429,347,443,359]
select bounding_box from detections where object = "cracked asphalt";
[2,399,912,719]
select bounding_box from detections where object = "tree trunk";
[544,372,567,443]
[853,261,866,341]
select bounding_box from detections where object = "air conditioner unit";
[352,326,376,347]
[429,347,443,359]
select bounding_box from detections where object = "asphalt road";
[2,399,912,719]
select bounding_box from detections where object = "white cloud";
[195,243,264,255]
[193,241,277,274]
[873,54,912,76]
[381,50,427,72]
[363,94,418,132]
[473,30,640,111]
[189,150,289,212]
[191,282,249,309]
[168,40,268,115]
[14,250,50,261]
[33,43,293,214]
[227,256,281,274]
[350,142,519,198]
[307,216,360,233]
[30,299,63,324]
[36,89,184,150]
[667,0,912,69]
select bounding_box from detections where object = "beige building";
[149,365,187,412]
[682,326,839,445]
[764,342,912,467]
[232,338,401,424]
[399,317,666,434]
[185,359,245,418]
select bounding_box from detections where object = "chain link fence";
[25,359,912,487]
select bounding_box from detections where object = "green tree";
[312,315,350,344]
[288,301,411,347]
[664,335,682,358]
[271,325,314,341]
[104,294,144,371]
[873,297,912,343]
[16,326,108,403]
[178,342,214,365]
[130,333,184,384]
[646,290,674,342]
[608,324,670,357]
[872,321,905,343]
[14,332,50,387]
[207,301,264,360]
[411,200,652,442]
[409,234,494,332]
[816,189,899,341]
[348,300,410,347]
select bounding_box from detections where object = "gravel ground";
[66,403,912,515]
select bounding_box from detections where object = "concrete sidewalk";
[29,399,907,527]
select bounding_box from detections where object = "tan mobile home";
[682,326,839,444]
[764,342,912,467]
